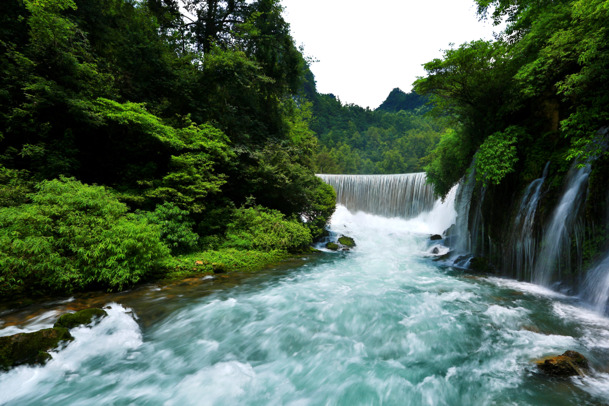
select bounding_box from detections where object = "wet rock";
[326,242,340,251]
[0,327,73,370]
[430,234,443,241]
[338,236,356,248]
[431,247,440,254]
[54,308,107,329]
[468,257,494,273]
[535,350,589,377]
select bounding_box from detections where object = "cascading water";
[533,164,591,286]
[317,173,435,219]
[451,164,476,253]
[581,253,609,314]
[504,163,549,280]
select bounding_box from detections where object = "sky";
[280,0,502,109]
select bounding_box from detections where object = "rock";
[212,263,228,274]
[535,350,589,377]
[431,247,440,254]
[54,308,108,329]
[0,327,73,370]
[326,242,340,251]
[468,257,493,273]
[338,236,356,248]
[430,234,443,241]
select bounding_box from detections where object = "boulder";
[535,350,589,377]
[325,242,340,251]
[0,327,73,370]
[430,234,443,241]
[54,308,108,329]
[338,236,356,248]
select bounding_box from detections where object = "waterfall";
[504,163,549,280]
[581,253,609,314]
[317,173,435,219]
[533,164,591,286]
[451,163,476,253]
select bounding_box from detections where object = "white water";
[2,206,609,405]
[318,173,435,219]
[533,165,591,286]
[581,252,609,314]
[504,163,549,280]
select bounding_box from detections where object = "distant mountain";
[376,88,428,113]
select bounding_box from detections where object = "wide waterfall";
[317,173,435,219]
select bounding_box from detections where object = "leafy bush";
[475,126,521,186]
[223,205,312,252]
[424,129,474,198]
[0,178,171,296]
[300,179,336,239]
[139,202,199,254]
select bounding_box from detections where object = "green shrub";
[475,126,521,186]
[223,205,312,252]
[139,202,199,254]
[0,177,171,296]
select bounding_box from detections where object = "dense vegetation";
[415,0,609,197]
[307,87,445,174]
[0,0,336,297]
[415,0,609,274]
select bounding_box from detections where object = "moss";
[0,327,73,370]
[326,242,339,251]
[338,236,356,248]
[54,308,107,329]
[535,350,589,377]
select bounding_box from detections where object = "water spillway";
[318,173,435,219]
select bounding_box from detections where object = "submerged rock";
[54,308,108,329]
[0,327,73,370]
[535,350,589,377]
[338,236,356,248]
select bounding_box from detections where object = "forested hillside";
[0,0,336,297]
[306,86,445,174]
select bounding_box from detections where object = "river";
[1,206,609,405]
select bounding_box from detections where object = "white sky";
[281,0,502,109]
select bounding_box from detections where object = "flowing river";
[1,206,609,405]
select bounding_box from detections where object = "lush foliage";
[223,206,313,253]
[0,178,171,296]
[308,89,444,175]
[0,0,336,297]
[415,0,609,196]
[475,126,521,187]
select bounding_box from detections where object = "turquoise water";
[1,206,609,405]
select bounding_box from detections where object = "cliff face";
[451,154,609,310]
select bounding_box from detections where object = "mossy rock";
[535,350,589,377]
[338,236,356,248]
[325,242,340,251]
[0,327,73,371]
[54,308,108,329]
